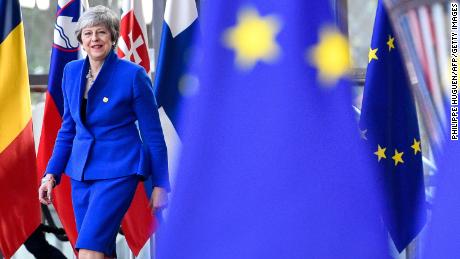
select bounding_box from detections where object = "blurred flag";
[0,0,41,257]
[359,1,427,252]
[154,0,199,131]
[117,0,156,255]
[158,1,387,258]
[424,141,460,257]
[36,0,81,249]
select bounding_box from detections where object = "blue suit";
[46,50,170,190]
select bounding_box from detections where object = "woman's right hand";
[38,174,56,205]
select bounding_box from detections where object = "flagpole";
[82,0,89,9]
[152,211,164,259]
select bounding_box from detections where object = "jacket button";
[103,97,109,103]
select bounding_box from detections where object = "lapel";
[76,57,89,126]
[76,51,118,126]
[87,51,118,99]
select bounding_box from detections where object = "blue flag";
[359,1,427,252]
[153,0,199,132]
[158,1,387,258]
[424,141,460,257]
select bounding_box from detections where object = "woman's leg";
[74,176,139,258]
[78,249,105,259]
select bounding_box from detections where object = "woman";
[38,6,169,259]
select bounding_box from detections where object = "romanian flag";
[0,0,41,257]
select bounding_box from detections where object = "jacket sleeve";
[45,65,76,185]
[132,68,171,191]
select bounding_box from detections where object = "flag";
[117,1,156,255]
[158,1,388,258]
[154,0,199,131]
[359,1,427,252]
[118,0,151,73]
[424,141,460,257]
[36,0,81,249]
[0,0,41,257]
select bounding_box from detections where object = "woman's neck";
[89,59,103,75]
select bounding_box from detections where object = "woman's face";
[81,25,113,62]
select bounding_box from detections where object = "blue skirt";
[71,175,139,257]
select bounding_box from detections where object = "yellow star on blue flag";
[223,8,281,70]
[308,27,350,85]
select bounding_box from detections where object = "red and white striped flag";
[117,1,156,256]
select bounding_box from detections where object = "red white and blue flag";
[36,0,81,250]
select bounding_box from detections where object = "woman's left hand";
[150,187,168,214]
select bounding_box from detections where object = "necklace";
[86,66,101,86]
[86,68,95,86]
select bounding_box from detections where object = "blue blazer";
[46,51,170,190]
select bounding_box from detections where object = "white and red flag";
[118,1,151,73]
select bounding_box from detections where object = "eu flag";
[359,1,427,252]
[158,1,387,258]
